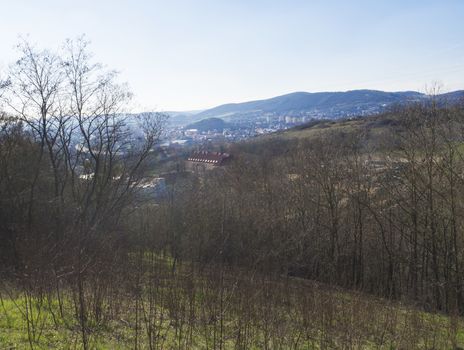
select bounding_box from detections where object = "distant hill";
[437,90,464,102]
[191,89,464,122]
[166,110,205,126]
[164,90,464,127]
[186,117,230,132]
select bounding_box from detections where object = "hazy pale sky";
[0,0,463,111]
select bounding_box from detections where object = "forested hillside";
[1,40,464,349]
[167,102,464,313]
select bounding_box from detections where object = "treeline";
[0,38,168,348]
[157,102,464,315]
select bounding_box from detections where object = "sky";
[0,0,463,111]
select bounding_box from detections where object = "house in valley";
[186,151,231,172]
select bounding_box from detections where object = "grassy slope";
[1,259,464,349]
[266,115,398,141]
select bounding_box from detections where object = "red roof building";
[187,151,231,166]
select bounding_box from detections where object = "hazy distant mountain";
[165,90,464,127]
[192,89,464,122]
[186,117,230,132]
[165,110,205,126]
[437,90,464,102]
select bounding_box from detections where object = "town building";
[186,151,231,172]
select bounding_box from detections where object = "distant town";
[159,88,464,147]
[162,103,388,147]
